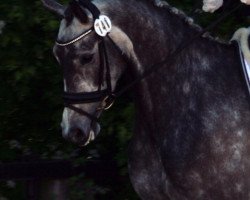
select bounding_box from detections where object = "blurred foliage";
[0,0,249,199]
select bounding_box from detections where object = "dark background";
[0,0,249,199]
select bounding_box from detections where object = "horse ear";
[41,0,66,17]
[69,1,89,23]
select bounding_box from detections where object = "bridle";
[56,0,118,121]
[55,0,242,122]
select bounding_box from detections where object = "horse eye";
[80,54,94,65]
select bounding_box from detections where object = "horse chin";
[83,122,101,146]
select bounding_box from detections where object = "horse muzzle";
[61,117,101,146]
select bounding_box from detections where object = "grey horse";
[42,0,250,199]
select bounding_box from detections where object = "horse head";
[42,0,130,146]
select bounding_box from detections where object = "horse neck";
[109,1,239,125]
[111,2,203,109]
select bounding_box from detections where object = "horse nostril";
[69,127,86,144]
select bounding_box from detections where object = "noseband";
[56,0,117,121]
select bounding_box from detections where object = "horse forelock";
[57,16,92,44]
[57,0,95,43]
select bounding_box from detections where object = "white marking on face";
[61,107,71,137]
[62,80,74,135]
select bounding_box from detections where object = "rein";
[57,0,242,122]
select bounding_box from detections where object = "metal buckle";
[97,94,116,111]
